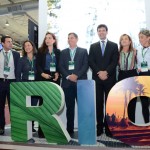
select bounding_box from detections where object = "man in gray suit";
[59,32,89,136]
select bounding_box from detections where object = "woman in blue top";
[36,32,60,85]
[16,40,37,132]
[36,32,60,138]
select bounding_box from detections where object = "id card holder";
[50,63,56,72]
[28,71,35,80]
[3,66,10,76]
[69,61,74,70]
[141,61,148,72]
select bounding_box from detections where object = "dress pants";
[128,96,149,123]
[63,83,77,133]
[0,80,14,130]
[128,71,150,123]
[118,69,138,81]
[96,81,115,135]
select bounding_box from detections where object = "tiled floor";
[1,125,150,150]
[1,106,150,149]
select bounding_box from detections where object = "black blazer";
[16,56,36,81]
[36,48,60,80]
[89,40,119,83]
[59,47,89,88]
[12,50,20,78]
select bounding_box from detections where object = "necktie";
[4,52,9,78]
[4,52,9,67]
[101,41,105,56]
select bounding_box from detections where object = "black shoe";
[0,128,4,135]
[38,126,45,138]
[67,130,74,136]
[105,131,113,138]
[97,129,103,136]
[38,133,45,138]
[32,128,36,132]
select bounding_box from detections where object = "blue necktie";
[101,41,105,56]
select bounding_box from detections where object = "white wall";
[145,0,150,28]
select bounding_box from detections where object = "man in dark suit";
[89,24,119,137]
[59,32,89,136]
[0,35,20,135]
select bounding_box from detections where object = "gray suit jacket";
[59,47,89,88]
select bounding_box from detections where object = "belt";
[0,78,16,82]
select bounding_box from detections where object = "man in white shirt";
[0,35,20,135]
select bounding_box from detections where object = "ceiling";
[0,0,38,48]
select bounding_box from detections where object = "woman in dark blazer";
[16,40,37,132]
[36,32,60,85]
[36,32,60,138]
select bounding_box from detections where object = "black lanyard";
[124,52,130,70]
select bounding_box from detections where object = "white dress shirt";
[99,39,107,51]
[0,49,15,79]
[137,45,150,70]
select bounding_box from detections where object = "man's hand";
[53,72,59,81]
[68,74,78,82]
[97,71,108,80]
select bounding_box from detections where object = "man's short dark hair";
[68,32,78,39]
[97,24,108,32]
[1,35,12,43]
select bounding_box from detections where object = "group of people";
[0,24,149,139]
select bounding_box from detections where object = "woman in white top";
[136,29,150,123]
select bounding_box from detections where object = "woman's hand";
[41,73,51,79]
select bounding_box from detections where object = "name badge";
[3,66,10,76]
[28,71,35,80]
[141,61,148,72]
[69,61,74,70]
[50,63,56,72]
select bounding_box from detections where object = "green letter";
[10,81,70,144]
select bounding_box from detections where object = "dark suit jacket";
[59,47,89,88]
[36,48,60,80]
[16,56,36,81]
[89,40,119,84]
[12,50,20,78]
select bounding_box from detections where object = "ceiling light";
[5,20,9,26]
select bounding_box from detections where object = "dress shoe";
[67,130,74,136]
[0,128,4,135]
[38,133,45,138]
[105,131,113,138]
[97,129,103,136]
[32,128,36,132]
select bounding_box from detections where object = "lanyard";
[142,48,148,61]
[70,49,76,61]
[123,52,130,70]
[3,51,11,65]
[50,51,55,63]
[28,57,34,71]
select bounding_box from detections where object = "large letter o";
[106,76,150,146]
